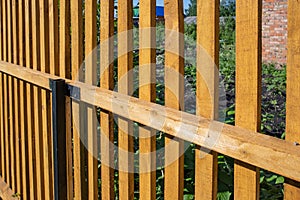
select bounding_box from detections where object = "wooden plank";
[0,0,2,61]
[25,0,35,199]
[12,0,18,64]
[7,0,14,191]
[285,0,300,198]
[118,0,134,199]
[49,0,59,75]
[195,0,219,199]
[0,1,3,180]
[8,76,15,192]
[18,0,24,67]
[71,0,85,199]
[235,0,262,199]
[0,73,5,182]
[2,63,300,182]
[59,0,71,79]
[18,3,27,197]
[100,1,115,199]
[39,0,52,199]
[7,0,11,63]
[49,0,59,198]
[11,0,21,195]
[164,0,184,199]
[0,176,18,200]
[3,74,9,186]
[138,0,156,199]
[2,0,6,61]
[32,0,44,199]
[19,80,28,200]
[85,0,98,199]
[59,0,72,199]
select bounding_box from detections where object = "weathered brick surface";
[262,0,287,65]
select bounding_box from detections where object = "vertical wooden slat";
[0,0,3,180]
[100,1,114,199]
[85,0,98,199]
[3,74,9,186]
[40,0,52,199]
[118,0,134,199]
[25,0,35,199]
[235,0,262,199]
[195,0,219,199]
[59,0,72,199]
[2,0,6,61]
[49,0,59,75]
[139,0,156,199]
[6,0,14,191]
[117,0,135,199]
[0,0,2,61]
[0,73,4,182]
[164,0,184,199]
[12,0,17,64]
[18,1,28,198]
[7,0,11,63]
[19,0,25,67]
[71,0,85,199]
[32,0,44,199]
[49,0,59,198]
[0,73,4,184]
[8,76,15,192]
[12,0,21,193]
[12,0,21,194]
[59,0,71,79]
[285,0,300,198]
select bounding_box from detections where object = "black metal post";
[51,79,67,200]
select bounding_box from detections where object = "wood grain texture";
[49,0,59,75]
[2,0,6,61]
[100,1,115,199]
[0,0,2,60]
[85,0,98,199]
[1,63,300,183]
[18,3,27,197]
[12,0,17,64]
[71,0,85,199]
[59,0,71,79]
[195,0,219,199]
[164,0,184,199]
[25,0,35,198]
[3,74,9,186]
[7,0,11,63]
[0,176,18,200]
[0,73,4,188]
[285,0,300,198]
[11,0,21,194]
[139,0,156,199]
[59,0,72,199]
[117,0,135,199]
[8,76,15,192]
[40,0,52,199]
[235,0,262,199]
[32,0,44,199]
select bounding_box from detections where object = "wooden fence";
[0,0,299,200]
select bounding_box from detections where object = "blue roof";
[156,6,164,17]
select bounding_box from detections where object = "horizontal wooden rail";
[0,176,18,200]
[1,61,300,183]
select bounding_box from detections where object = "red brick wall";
[262,0,287,65]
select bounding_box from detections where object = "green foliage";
[185,0,197,16]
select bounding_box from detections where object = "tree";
[185,0,196,16]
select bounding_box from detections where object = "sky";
[133,0,191,10]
